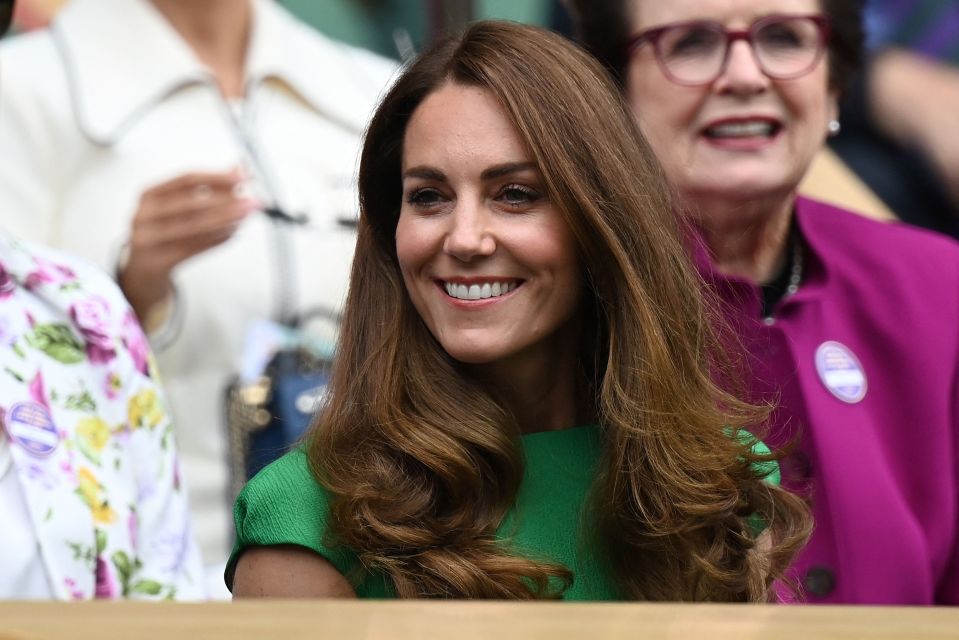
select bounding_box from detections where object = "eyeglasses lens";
[753,18,821,78]
[657,24,726,85]
[656,17,823,85]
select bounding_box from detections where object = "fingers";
[143,198,256,247]
[141,169,245,200]
[128,169,264,276]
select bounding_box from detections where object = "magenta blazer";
[701,197,959,604]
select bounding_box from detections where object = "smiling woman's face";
[395,82,582,373]
[624,0,837,210]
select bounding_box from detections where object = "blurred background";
[10,0,573,60]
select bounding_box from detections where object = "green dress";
[227,424,778,599]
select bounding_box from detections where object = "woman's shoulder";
[798,197,959,265]
[231,449,339,560]
[234,448,329,526]
[229,448,370,592]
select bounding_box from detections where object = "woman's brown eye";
[407,188,444,207]
[500,185,539,206]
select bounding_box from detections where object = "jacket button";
[804,565,836,598]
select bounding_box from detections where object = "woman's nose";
[443,202,496,261]
[715,40,769,94]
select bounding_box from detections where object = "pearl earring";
[828,120,841,135]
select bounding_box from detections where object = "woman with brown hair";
[226,20,810,600]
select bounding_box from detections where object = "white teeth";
[706,122,774,138]
[444,281,517,300]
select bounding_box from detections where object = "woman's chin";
[682,174,799,208]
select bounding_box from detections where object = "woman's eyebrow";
[481,162,537,181]
[403,166,446,181]
[402,162,537,182]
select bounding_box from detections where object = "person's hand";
[118,169,260,325]
[871,49,959,206]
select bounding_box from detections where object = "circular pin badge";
[815,341,867,404]
[5,401,59,457]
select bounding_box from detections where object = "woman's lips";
[700,118,783,150]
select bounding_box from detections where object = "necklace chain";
[785,232,803,296]
[762,232,803,325]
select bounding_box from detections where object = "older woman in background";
[570,0,959,604]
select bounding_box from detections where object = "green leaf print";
[26,323,85,364]
[68,541,95,566]
[77,436,101,466]
[64,391,97,412]
[12,341,25,358]
[112,550,133,588]
[131,580,164,596]
[95,529,107,555]
[4,366,24,383]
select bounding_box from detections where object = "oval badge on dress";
[815,341,867,404]
[5,401,59,457]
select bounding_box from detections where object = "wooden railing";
[1,600,957,640]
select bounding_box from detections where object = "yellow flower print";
[92,503,117,525]
[127,388,166,430]
[77,467,116,524]
[77,417,110,452]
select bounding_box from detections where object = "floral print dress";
[0,232,204,600]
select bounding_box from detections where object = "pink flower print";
[94,556,118,599]
[24,256,76,291]
[64,578,85,601]
[69,297,116,364]
[0,262,16,298]
[27,371,49,409]
[104,371,122,399]
[120,310,150,376]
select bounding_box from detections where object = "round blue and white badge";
[815,341,867,403]
[5,401,59,457]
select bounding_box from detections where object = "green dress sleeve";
[743,434,782,537]
[225,449,363,589]
[748,437,782,486]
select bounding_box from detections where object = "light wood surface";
[1,601,957,640]
[800,147,897,222]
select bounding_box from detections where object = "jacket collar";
[51,0,385,144]
[692,195,832,310]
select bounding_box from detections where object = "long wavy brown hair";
[309,20,811,600]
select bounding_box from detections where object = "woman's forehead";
[629,0,823,29]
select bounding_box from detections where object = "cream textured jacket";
[0,0,398,571]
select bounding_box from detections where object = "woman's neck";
[473,326,584,435]
[688,190,796,285]
[150,0,252,98]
